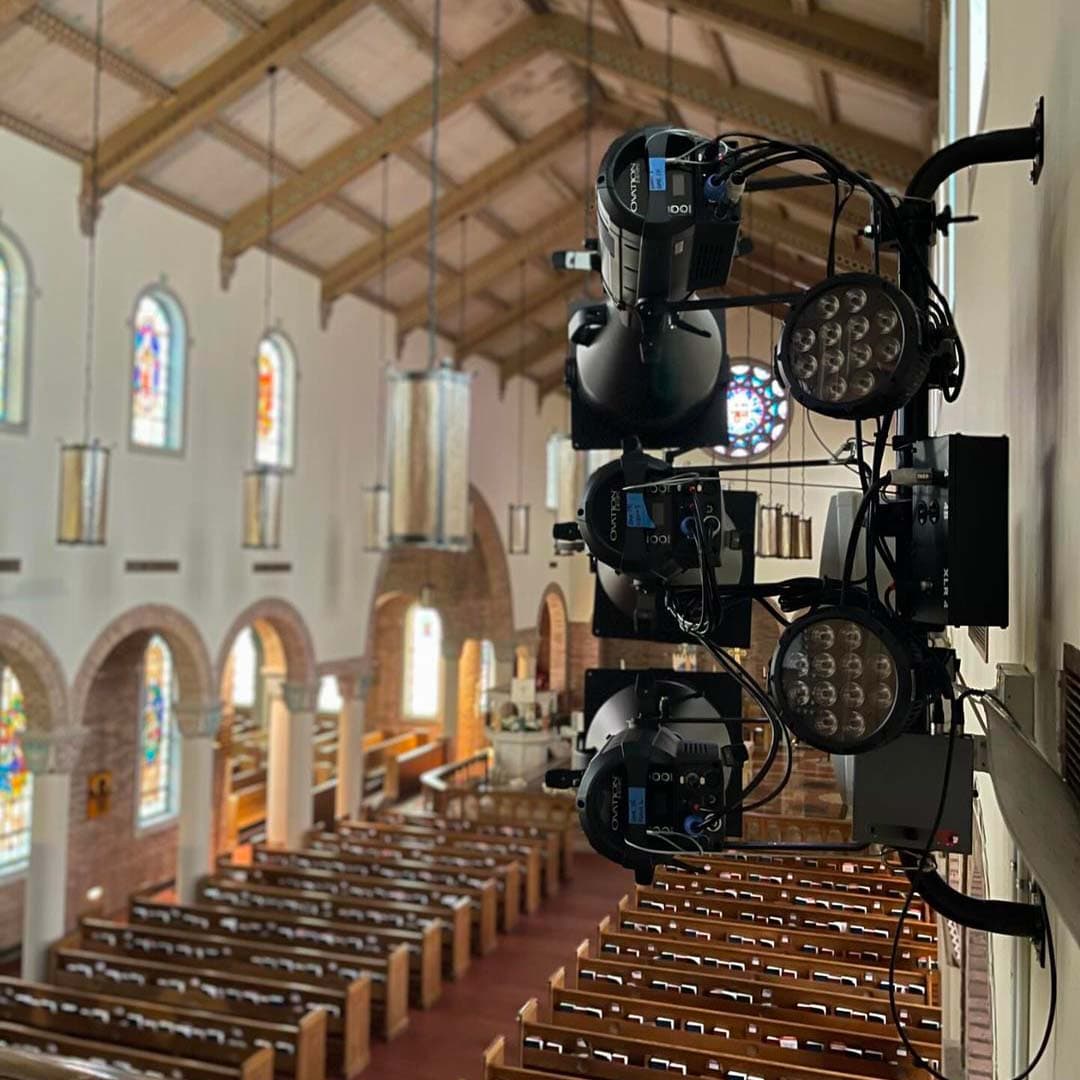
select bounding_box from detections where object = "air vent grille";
[1062,643,1080,803]
[968,625,989,662]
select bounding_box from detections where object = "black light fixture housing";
[777,272,929,420]
[769,606,923,754]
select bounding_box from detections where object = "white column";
[259,668,283,731]
[19,729,82,982]
[267,681,316,849]
[335,674,372,821]
[175,703,223,904]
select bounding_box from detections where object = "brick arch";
[536,583,569,693]
[72,605,213,725]
[216,598,317,691]
[0,615,71,733]
[364,486,514,653]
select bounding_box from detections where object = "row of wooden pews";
[0,807,578,1080]
[477,839,943,1080]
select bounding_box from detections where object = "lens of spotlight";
[777,273,929,420]
[769,607,919,754]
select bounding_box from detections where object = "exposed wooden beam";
[745,202,871,272]
[599,0,643,47]
[220,15,555,267]
[198,0,262,31]
[736,245,820,290]
[538,368,569,399]
[320,108,590,309]
[459,275,580,356]
[0,0,35,37]
[497,327,568,386]
[632,0,936,101]
[396,203,583,337]
[87,0,373,202]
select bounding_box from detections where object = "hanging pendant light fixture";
[244,65,284,550]
[385,0,472,553]
[755,228,786,559]
[508,263,531,555]
[363,154,393,552]
[795,404,814,559]
[58,0,110,546]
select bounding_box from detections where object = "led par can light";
[769,607,922,754]
[777,273,929,420]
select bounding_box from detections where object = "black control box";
[906,434,1008,628]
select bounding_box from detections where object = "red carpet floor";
[364,851,630,1080]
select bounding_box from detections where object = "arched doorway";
[536,584,569,695]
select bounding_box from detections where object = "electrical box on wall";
[907,434,1009,629]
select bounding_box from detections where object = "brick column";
[335,673,373,821]
[441,637,464,758]
[494,639,516,693]
[19,729,83,981]
[266,681,316,848]
[175,702,223,903]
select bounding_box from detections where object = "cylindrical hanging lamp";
[508,503,530,555]
[243,466,283,549]
[756,503,781,558]
[59,0,109,546]
[386,364,472,551]
[362,482,389,552]
[796,515,814,560]
[57,440,110,545]
[507,262,531,556]
[779,511,799,559]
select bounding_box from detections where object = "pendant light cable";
[665,7,675,121]
[425,0,444,371]
[583,0,595,244]
[263,65,278,333]
[376,153,390,484]
[457,214,468,350]
[743,197,752,491]
[82,0,105,444]
[517,260,527,503]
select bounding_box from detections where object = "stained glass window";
[403,604,442,720]
[0,667,31,871]
[131,290,185,450]
[138,635,177,826]
[714,361,789,460]
[255,333,296,468]
[0,253,9,422]
[230,626,258,709]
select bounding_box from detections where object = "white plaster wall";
[0,128,568,693]
[938,1,1080,1074]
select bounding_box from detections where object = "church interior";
[0,0,1078,1078]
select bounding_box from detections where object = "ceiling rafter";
[221,13,922,266]
[320,106,593,309]
[497,326,568,386]
[395,202,582,337]
[85,0,375,205]
[537,367,568,399]
[632,0,936,101]
[0,0,34,40]
[746,202,871,272]
[458,274,581,357]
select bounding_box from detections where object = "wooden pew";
[0,978,320,1080]
[244,846,499,956]
[636,884,938,947]
[303,833,522,932]
[548,965,931,1073]
[134,889,444,1011]
[573,944,943,1034]
[49,949,369,1075]
[0,1021,274,1080]
[515,996,888,1080]
[68,914,402,1050]
[394,740,449,801]
[595,919,937,1005]
[337,819,545,914]
[614,898,936,974]
[379,811,564,897]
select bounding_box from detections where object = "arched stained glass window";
[138,635,177,826]
[131,289,186,451]
[0,223,32,429]
[0,666,31,871]
[230,626,259,710]
[403,604,442,720]
[714,360,789,460]
[255,333,296,468]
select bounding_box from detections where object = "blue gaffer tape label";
[628,786,647,825]
[626,492,656,528]
[648,156,667,192]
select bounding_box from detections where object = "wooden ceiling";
[0,0,939,392]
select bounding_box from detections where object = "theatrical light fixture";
[769,607,921,754]
[777,273,929,420]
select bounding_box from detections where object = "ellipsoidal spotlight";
[777,273,929,420]
[769,607,921,754]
